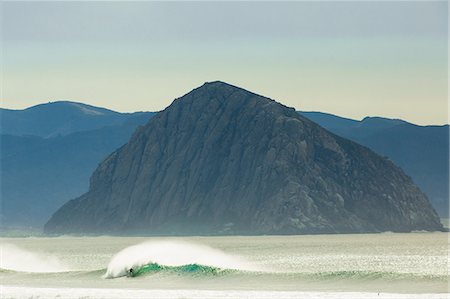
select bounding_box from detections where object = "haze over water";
[1,233,448,298]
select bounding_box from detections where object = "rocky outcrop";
[301,111,449,217]
[45,82,443,235]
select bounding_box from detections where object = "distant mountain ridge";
[44,82,443,235]
[1,102,155,227]
[300,112,407,133]
[300,112,449,217]
[0,101,151,138]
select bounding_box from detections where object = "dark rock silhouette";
[300,111,449,217]
[45,82,443,235]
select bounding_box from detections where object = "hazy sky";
[1,1,448,125]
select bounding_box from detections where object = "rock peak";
[202,80,239,88]
[203,80,229,86]
[172,81,281,113]
[189,81,259,99]
[45,83,443,235]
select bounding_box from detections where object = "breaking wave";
[2,241,446,284]
[126,262,233,277]
[103,240,257,278]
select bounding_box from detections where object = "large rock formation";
[300,112,449,217]
[45,82,443,235]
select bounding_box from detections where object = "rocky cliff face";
[45,82,443,235]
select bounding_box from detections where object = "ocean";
[1,232,448,298]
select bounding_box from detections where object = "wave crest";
[104,240,256,278]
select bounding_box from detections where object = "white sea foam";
[2,286,448,299]
[0,243,69,273]
[104,240,257,278]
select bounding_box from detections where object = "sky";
[1,1,448,125]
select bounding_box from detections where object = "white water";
[0,243,69,273]
[104,240,257,278]
[2,286,448,299]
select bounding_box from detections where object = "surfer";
[128,268,134,276]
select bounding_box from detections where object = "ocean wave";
[103,240,258,278]
[127,262,234,277]
[1,265,446,284]
[2,241,446,283]
[121,265,447,281]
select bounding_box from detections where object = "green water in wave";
[131,263,232,277]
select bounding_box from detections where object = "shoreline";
[1,286,448,299]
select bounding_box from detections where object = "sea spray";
[0,243,69,273]
[103,240,257,278]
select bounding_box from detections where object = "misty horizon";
[1,1,448,125]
